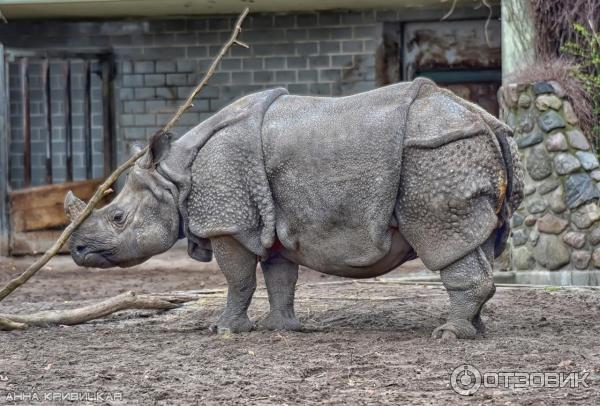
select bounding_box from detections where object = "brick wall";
[0,10,389,187]
[0,7,488,187]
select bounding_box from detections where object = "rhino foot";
[435,243,496,341]
[432,319,477,340]
[209,314,255,334]
[259,310,301,331]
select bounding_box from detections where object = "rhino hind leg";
[433,238,496,340]
[209,236,257,334]
[259,256,301,331]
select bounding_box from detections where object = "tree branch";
[0,291,201,330]
[0,7,250,304]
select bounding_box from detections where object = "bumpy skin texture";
[209,236,257,334]
[259,255,301,331]
[66,79,524,338]
[397,133,504,271]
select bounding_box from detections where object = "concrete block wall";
[0,10,398,179]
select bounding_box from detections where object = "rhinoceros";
[65,78,524,339]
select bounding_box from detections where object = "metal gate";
[1,48,116,255]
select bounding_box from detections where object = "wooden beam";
[101,57,115,177]
[0,43,9,256]
[83,59,92,179]
[20,57,30,188]
[42,58,52,184]
[64,60,72,182]
[9,178,105,232]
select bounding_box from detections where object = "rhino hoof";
[432,319,477,340]
[209,315,254,334]
[440,330,458,341]
[259,310,301,331]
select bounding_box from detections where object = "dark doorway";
[377,19,501,116]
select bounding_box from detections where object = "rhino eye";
[112,210,125,224]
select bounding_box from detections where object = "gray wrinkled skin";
[66,78,523,339]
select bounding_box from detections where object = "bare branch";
[0,7,251,304]
[0,291,201,330]
[0,317,27,330]
[441,0,457,21]
[162,7,249,133]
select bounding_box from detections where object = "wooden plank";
[64,60,72,181]
[9,179,104,232]
[9,178,103,210]
[20,57,31,188]
[83,59,92,179]
[0,43,9,256]
[43,58,53,184]
[101,57,115,177]
[10,230,68,256]
[10,205,66,233]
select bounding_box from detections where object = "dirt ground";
[0,245,599,405]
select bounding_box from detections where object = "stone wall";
[500,82,600,270]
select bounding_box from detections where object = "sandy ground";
[0,246,599,405]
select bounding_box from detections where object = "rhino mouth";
[77,251,116,269]
[77,250,148,269]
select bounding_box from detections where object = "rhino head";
[65,132,181,268]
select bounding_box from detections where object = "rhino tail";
[492,124,524,257]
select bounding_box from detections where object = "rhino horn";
[64,191,86,221]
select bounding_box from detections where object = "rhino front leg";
[433,240,495,340]
[210,236,257,334]
[259,256,301,331]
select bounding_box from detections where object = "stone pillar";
[500,82,600,271]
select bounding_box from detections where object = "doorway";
[2,49,116,254]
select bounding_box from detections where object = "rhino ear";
[139,131,173,168]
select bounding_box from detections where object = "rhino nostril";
[76,245,86,254]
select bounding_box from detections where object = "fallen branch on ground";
[0,7,249,306]
[0,291,200,330]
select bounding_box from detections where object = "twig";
[162,7,249,133]
[441,0,457,21]
[0,8,7,24]
[0,291,199,330]
[0,7,250,304]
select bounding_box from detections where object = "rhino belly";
[276,227,415,278]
